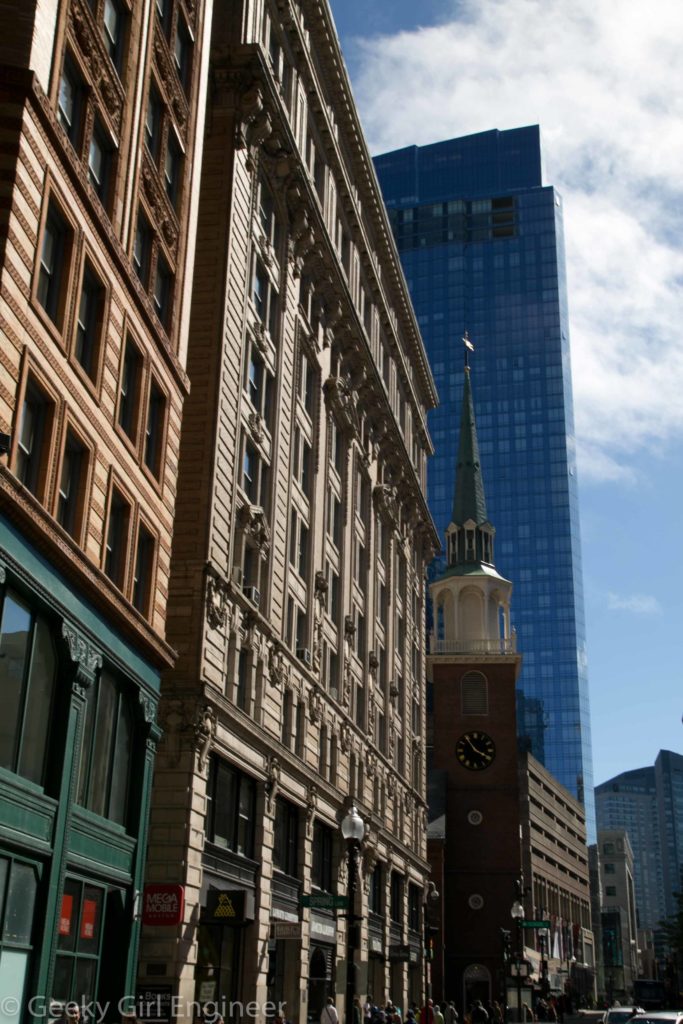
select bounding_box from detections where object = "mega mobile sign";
[142,884,185,926]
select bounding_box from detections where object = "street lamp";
[511,892,526,1023]
[341,804,365,1024]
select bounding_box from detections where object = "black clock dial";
[455,731,496,771]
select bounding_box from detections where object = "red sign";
[81,898,97,940]
[142,884,184,926]
[59,894,73,936]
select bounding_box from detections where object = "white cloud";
[344,0,683,481]
[606,592,662,615]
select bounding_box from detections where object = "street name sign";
[300,894,348,909]
[521,920,551,929]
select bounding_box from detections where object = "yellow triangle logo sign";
[214,894,236,918]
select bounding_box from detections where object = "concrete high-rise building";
[374,127,595,837]
[596,750,683,931]
[0,0,213,1011]
[598,829,638,1003]
[140,0,439,1017]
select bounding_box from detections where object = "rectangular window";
[242,438,268,507]
[369,863,383,915]
[604,863,615,875]
[207,758,256,858]
[252,259,278,337]
[88,118,113,203]
[311,820,333,891]
[245,346,273,419]
[74,263,104,380]
[235,648,249,710]
[164,134,183,207]
[38,204,69,325]
[390,872,403,923]
[133,211,152,285]
[118,337,143,441]
[104,487,130,589]
[143,378,166,478]
[174,16,192,90]
[153,253,173,328]
[408,884,421,932]
[328,489,342,548]
[16,378,52,498]
[145,85,163,160]
[132,522,155,616]
[327,563,339,620]
[298,350,314,416]
[102,0,125,69]
[57,57,83,147]
[57,430,87,540]
[273,798,298,877]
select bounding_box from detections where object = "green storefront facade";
[0,515,162,1022]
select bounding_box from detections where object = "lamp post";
[511,893,525,1022]
[341,804,365,1024]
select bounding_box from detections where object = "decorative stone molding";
[339,722,351,754]
[153,24,189,133]
[373,483,400,528]
[366,752,377,779]
[267,643,289,688]
[237,502,271,556]
[250,317,270,355]
[247,410,265,444]
[344,614,355,640]
[367,698,376,737]
[368,651,379,677]
[70,0,123,132]
[264,755,280,813]
[235,83,274,168]
[194,704,216,773]
[141,153,179,260]
[342,656,352,709]
[305,783,318,833]
[206,569,230,630]
[61,621,102,692]
[0,563,6,584]
[323,376,360,440]
[388,723,396,760]
[308,684,323,725]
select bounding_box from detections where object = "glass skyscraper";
[374,126,596,837]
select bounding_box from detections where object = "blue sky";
[328,0,683,786]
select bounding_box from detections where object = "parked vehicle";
[631,1014,683,1024]
[604,1008,645,1024]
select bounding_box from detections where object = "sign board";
[136,986,173,1024]
[204,889,255,926]
[300,894,348,910]
[272,921,302,940]
[521,920,551,929]
[143,885,185,927]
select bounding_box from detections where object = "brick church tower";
[427,361,523,1009]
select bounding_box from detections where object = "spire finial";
[463,330,474,369]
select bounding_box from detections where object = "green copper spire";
[451,366,488,526]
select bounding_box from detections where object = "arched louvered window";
[461,670,488,715]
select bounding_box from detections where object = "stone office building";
[0,0,211,1014]
[139,0,439,1018]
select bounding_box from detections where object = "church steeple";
[430,360,514,653]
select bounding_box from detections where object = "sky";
[328,0,683,787]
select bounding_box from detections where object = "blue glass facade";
[374,126,596,838]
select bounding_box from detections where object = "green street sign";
[301,894,349,910]
[521,920,551,929]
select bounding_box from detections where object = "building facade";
[373,127,595,838]
[0,0,212,1014]
[139,0,439,1018]
[426,364,592,1011]
[598,830,638,1004]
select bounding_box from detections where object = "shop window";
[15,376,54,500]
[56,429,88,541]
[103,486,131,589]
[74,262,105,381]
[132,522,156,617]
[0,589,57,785]
[174,17,192,93]
[273,798,298,878]
[206,758,256,859]
[37,202,71,327]
[102,0,126,71]
[77,671,134,827]
[311,821,332,892]
[143,377,167,479]
[57,55,85,148]
[53,877,106,1010]
[0,857,39,1016]
[117,336,143,442]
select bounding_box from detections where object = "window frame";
[12,363,58,504]
[142,373,168,482]
[102,478,133,592]
[131,517,157,619]
[206,757,257,859]
[71,253,107,389]
[76,668,135,827]
[54,417,92,546]
[35,194,75,334]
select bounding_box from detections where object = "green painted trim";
[0,516,160,693]
[0,769,57,851]
[127,742,156,991]
[68,807,136,881]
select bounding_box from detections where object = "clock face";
[456,731,496,771]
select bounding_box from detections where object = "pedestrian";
[420,1000,436,1024]
[471,1002,489,1024]
[522,1005,535,1023]
[445,1005,459,1024]
[365,1001,373,1024]
[322,998,340,1024]
[354,999,363,1024]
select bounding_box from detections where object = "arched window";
[461,671,488,715]
[0,587,57,786]
[77,671,135,827]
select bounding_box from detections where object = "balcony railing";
[429,636,517,655]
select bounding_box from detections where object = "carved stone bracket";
[61,621,102,692]
[366,752,377,779]
[194,704,216,773]
[306,783,318,834]
[237,502,271,556]
[308,684,323,725]
[206,568,230,630]
[373,483,400,528]
[138,691,162,742]
[235,82,274,168]
[344,615,355,641]
[268,643,289,688]
[264,754,280,813]
[339,722,351,754]
[323,376,361,441]
[368,651,379,678]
